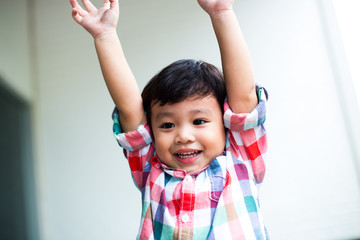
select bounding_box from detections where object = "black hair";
[141,59,226,124]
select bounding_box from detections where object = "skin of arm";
[197,0,258,113]
[70,0,145,132]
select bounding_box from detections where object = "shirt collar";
[150,154,226,180]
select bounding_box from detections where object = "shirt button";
[181,214,190,223]
[185,175,192,182]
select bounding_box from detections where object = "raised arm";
[70,0,145,132]
[197,0,258,113]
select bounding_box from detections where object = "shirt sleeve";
[112,108,154,190]
[224,87,268,183]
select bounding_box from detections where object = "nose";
[175,125,195,144]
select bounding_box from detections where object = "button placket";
[178,174,195,237]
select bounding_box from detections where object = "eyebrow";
[154,108,212,121]
[155,112,173,121]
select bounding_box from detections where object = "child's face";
[150,96,226,173]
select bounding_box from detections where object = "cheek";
[208,122,225,137]
[153,133,172,154]
[204,126,226,149]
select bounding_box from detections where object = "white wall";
[333,0,360,108]
[0,0,33,101]
[4,0,359,239]
[248,1,360,239]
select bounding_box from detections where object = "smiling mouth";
[174,151,202,159]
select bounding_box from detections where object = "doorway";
[0,82,39,240]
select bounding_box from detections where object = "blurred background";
[1,0,360,239]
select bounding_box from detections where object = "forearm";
[95,32,145,132]
[210,10,257,113]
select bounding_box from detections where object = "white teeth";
[175,151,200,159]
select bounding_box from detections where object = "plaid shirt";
[113,88,268,239]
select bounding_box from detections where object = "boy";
[70,0,268,239]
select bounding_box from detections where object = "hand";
[70,0,119,39]
[197,0,234,16]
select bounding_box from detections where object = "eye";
[193,119,206,125]
[160,122,175,129]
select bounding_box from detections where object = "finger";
[70,0,87,16]
[72,8,83,24]
[103,0,110,9]
[69,0,78,8]
[109,0,119,12]
[81,0,97,12]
